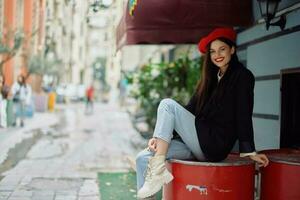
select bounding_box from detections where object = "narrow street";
[0,102,146,200]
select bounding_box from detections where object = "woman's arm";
[25,85,32,105]
[235,69,269,167]
[249,153,269,167]
[11,83,19,96]
[235,69,256,154]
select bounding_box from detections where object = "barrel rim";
[270,159,300,166]
[259,148,300,165]
[167,159,255,166]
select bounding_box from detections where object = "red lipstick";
[215,57,224,62]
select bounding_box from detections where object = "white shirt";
[217,69,226,82]
[12,82,32,105]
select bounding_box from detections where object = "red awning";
[116,0,253,49]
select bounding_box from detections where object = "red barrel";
[260,149,300,200]
[163,154,255,200]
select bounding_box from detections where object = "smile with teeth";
[215,57,224,62]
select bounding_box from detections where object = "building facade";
[0,0,46,87]
[45,0,89,85]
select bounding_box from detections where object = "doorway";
[280,68,300,149]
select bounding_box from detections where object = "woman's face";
[209,39,235,68]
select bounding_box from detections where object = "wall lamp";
[257,0,286,30]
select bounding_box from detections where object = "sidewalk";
[0,112,59,166]
[0,102,147,200]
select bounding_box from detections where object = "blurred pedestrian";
[0,75,8,128]
[12,75,32,127]
[0,85,10,128]
[85,85,94,114]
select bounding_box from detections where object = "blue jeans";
[136,98,206,189]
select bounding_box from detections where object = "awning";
[116,0,253,49]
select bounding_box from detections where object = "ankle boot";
[137,195,156,200]
[137,155,173,199]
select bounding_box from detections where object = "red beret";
[198,27,237,54]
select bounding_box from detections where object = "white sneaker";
[137,155,173,199]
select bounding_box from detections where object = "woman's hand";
[148,138,157,152]
[249,153,269,167]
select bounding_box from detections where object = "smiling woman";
[135,27,269,199]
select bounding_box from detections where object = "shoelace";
[143,164,153,181]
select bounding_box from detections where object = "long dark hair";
[194,37,240,115]
[0,75,9,99]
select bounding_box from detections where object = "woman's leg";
[13,102,19,126]
[153,98,205,160]
[20,101,25,127]
[138,98,204,198]
[136,138,195,190]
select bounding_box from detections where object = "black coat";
[185,63,256,162]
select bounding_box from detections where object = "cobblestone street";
[0,102,146,200]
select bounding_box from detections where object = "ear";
[230,46,235,55]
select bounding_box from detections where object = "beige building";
[45,0,89,85]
